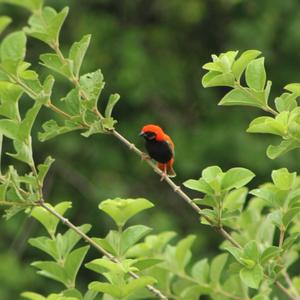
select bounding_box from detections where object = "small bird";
[140,124,176,179]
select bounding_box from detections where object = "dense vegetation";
[1,1,300,299]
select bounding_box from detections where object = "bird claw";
[160,172,168,182]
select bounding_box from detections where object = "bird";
[140,124,176,180]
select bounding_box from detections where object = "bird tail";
[158,160,176,178]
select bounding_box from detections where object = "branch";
[111,129,242,249]
[38,200,168,300]
[276,281,300,300]
[283,270,300,300]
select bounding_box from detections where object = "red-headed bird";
[140,124,176,179]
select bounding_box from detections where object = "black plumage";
[145,139,173,163]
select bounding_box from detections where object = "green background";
[1,0,300,298]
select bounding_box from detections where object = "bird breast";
[145,140,173,163]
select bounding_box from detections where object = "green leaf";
[99,198,154,227]
[21,292,46,300]
[245,58,266,91]
[62,289,83,299]
[69,35,91,78]
[283,233,299,250]
[81,120,104,137]
[210,253,228,283]
[124,276,156,297]
[91,237,117,256]
[85,258,135,274]
[219,88,265,108]
[32,261,68,286]
[65,246,89,287]
[260,246,281,264]
[223,246,243,264]
[37,156,55,184]
[180,285,204,300]
[247,115,287,136]
[132,258,163,271]
[243,240,260,263]
[38,75,55,105]
[79,70,105,109]
[7,139,33,164]
[240,264,263,289]
[40,53,73,78]
[60,224,91,257]
[0,31,26,62]
[88,282,122,298]
[38,119,81,142]
[251,295,269,300]
[105,94,120,118]
[0,119,20,140]
[268,210,283,228]
[28,236,58,261]
[120,225,152,255]
[61,88,81,116]
[0,16,11,35]
[267,140,299,159]
[271,168,296,190]
[101,117,117,130]
[19,101,42,141]
[202,71,235,88]
[232,50,261,80]
[223,187,248,212]
[282,208,300,228]
[221,167,255,190]
[284,83,300,95]
[275,92,297,112]
[31,202,72,237]
[0,81,22,121]
[0,0,43,12]
[25,7,69,46]
[175,235,196,271]
[202,165,222,182]
[183,178,214,195]
[83,290,98,300]
[191,258,209,283]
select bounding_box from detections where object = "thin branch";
[276,281,300,300]
[38,200,168,300]
[279,226,285,248]
[283,270,300,300]
[111,129,242,249]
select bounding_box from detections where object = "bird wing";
[164,134,175,157]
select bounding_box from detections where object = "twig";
[38,200,168,300]
[279,226,285,248]
[276,281,300,300]
[283,270,300,300]
[111,129,242,249]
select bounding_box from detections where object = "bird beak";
[139,131,145,137]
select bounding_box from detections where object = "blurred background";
[1,0,300,298]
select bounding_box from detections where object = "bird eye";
[147,132,156,139]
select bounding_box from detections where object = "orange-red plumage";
[140,124,176,178]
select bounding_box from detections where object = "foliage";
[0,1,300,300]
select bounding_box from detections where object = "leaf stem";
[235,82,278,116]
[279,226,285,248]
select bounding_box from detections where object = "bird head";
[140,124,165,141]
